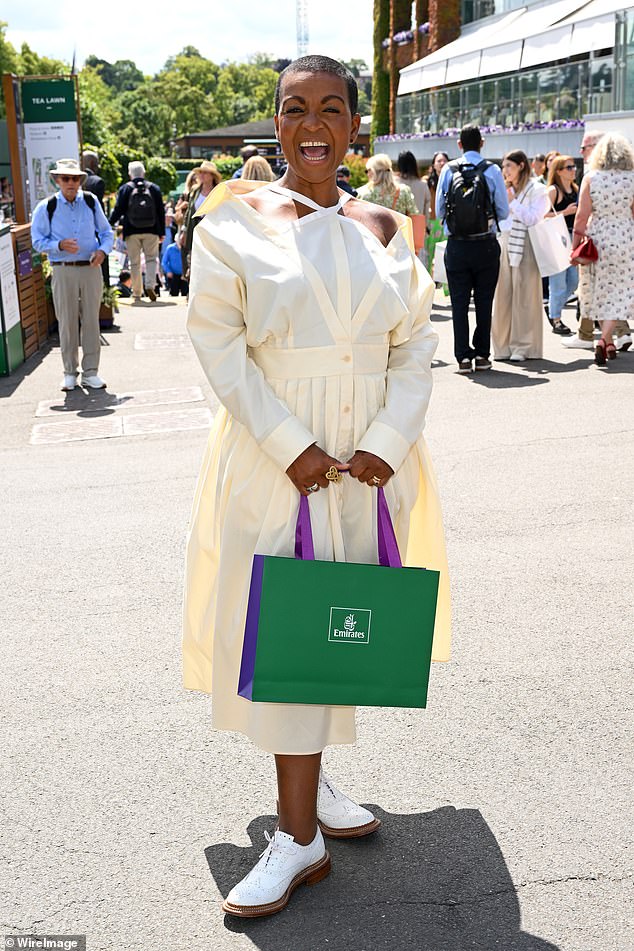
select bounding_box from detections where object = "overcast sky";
[5,0,375,75]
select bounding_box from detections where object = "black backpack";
[126,178,156,229]
[444,159,497,237]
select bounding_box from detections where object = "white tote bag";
[432,240,448,284]
[528,214,571,277]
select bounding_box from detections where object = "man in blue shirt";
[436,125,509,373]
[32,158,114,391]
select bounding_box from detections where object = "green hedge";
[169,155,243,179]
[146,157,177,193]
[213,156,243,179]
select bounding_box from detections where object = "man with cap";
[31,158,114,391]
[336,165,357,197]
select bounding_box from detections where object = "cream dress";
[183,179,451,755]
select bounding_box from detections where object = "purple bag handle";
[295,486,402,568]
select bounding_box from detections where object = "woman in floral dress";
[572,132,634,366]
[357,153,418,215]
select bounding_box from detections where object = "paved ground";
[1,292,632,951]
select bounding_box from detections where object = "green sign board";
[21,79,76,123]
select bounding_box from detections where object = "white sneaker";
[317,771,381,839]
[615,333,632,352]
[561,334,594,350]
[81,374,107,389]
[61,374,77,391]
[509,353,526,362]
[222,828,330,918]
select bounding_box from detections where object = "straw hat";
[49,158,87,180]
[196,160,222,184]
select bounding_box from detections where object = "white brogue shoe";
[317,771,381,839]
[222,828,330,918]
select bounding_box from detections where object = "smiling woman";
[183,54,451,919]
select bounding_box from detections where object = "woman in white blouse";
[184,55,450,918]
[492,150,549,360]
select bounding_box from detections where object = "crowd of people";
[359,126,634,371]
[29,120,633,391]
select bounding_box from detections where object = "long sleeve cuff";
[356,421,412,475]
[258,415,317,472]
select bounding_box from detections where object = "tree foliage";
[85,56,145,93]
[371,0,390,143]
[0,25,372,185]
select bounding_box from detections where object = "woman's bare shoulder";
[343,198,400,247]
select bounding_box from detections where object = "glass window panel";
[427,90,441,134]
[464,82,482,123]
[519,72,538,123]
[447,86,462,129]
[557,63,581,120]
[435,90,449,132]
[497,76,514,127]
[481,79,497,126]
[538,67,558,122]
[589,57,613,114]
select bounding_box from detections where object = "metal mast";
[296,0,309,57]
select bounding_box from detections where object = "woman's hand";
[286,444,349,496]
[347,450,394,487]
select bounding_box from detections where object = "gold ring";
[325,466,343,484]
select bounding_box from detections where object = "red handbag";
[571,235,599,266]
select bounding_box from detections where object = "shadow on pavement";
[44,388,133,418]
[466,369,549,388]
[0,340,54,398]
[205,805,560,951]
[523,356,633,375]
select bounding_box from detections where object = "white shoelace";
[259,830,288,867]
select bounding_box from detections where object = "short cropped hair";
[275,55,358,115]
[459,125,482,152]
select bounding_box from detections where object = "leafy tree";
[342,58,369,77]
[0,22,17,117]
[0,21,17,74]
[214,62,277,126]
[163,45,202,69]
[85,55,144,92]
[77,65,117,147]
[111,86,173,153]
[17,42,67,75]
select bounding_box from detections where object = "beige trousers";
[577,263,630,340]
[492,236,544,359]
[51,265,103,376]
[125,233,159,298]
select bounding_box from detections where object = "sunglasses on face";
[563,165,576,170]
[59,175,81,182]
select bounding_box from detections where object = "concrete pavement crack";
[339,872,633,909]
[444,428,634,462]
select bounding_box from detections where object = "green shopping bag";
[238,489,440,708]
